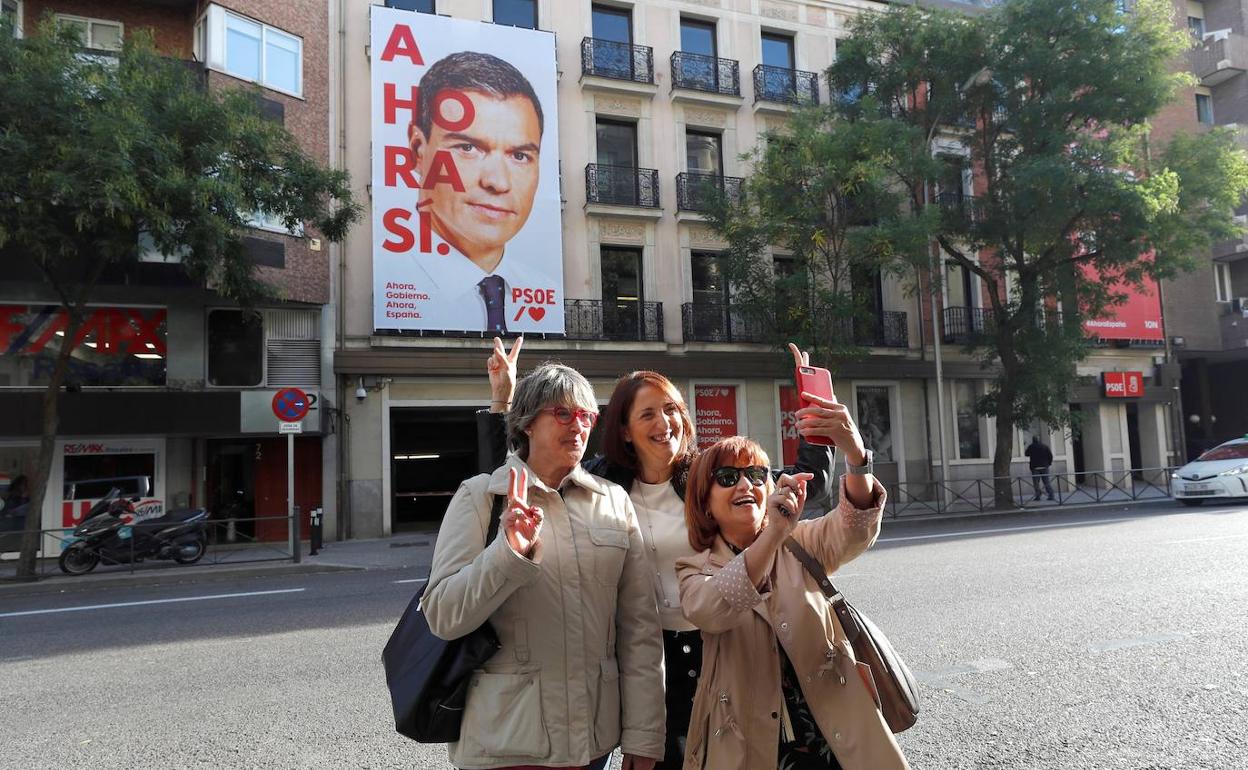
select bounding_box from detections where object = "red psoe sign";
[693,385,739,450]
[1103,371,1144,398]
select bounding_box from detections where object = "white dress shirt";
[631,479,698,632]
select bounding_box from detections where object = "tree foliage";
[0,19,360,576]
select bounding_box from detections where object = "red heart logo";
[527,306,546,321]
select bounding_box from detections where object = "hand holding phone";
[794,364,837,447]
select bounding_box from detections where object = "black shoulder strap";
[784,536,863,642]
[486,493,504,545]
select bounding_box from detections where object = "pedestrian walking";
[1025,436,1055,501]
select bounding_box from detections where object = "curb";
[879,497,1177,529]
[0,561,362,600]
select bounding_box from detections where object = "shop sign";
[1103,371,1144,398]
[0,305,167,387]
[694,385,738,450]
[779,385,801,465]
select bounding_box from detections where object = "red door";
[253,437,322,541]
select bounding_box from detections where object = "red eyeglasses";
[542,406,598,428]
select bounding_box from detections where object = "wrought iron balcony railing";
[833,311,909,348]
[585,164,661,208]
[943,306,995,344]
[676,172,744,213]
[752,64,819,105]
[564,299,664,342]
[934,191,985,224]
[681,302,770,343]
[581,37,654,84]
[670,51,741,96]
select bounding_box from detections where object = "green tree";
[0,21,359,577]
[819,0,1247,506]
[702,106,931,367]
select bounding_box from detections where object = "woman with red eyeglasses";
[477,339,839,769]
[424,362,666,770]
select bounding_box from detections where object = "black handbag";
[383,494,504,742]
[784,536,920,733]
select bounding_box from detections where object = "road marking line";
[0,588,306,619]
[1161,533,1248,545]
[879,517,1134,543]
[393,578,428,584]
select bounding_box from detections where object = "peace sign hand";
[788,342,810,369]
[487,336,523,411]
[503,467,543,558]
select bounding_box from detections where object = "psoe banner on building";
[1080,267,1165,342]
[370,7,564,334]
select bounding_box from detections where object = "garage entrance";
[390,407,479,531]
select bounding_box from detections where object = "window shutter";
[265,309,320,387]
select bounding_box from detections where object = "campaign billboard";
[370,8,564,334]
[1081,269,1165,342]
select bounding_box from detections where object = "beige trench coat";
[423,455,666,769]
[676,477,909,770]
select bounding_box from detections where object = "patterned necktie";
[477,275,508,334]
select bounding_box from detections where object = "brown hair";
[600,371,696,471]
[684,436,772,551]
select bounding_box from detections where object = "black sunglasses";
[712,466,770,488]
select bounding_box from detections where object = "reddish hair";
[600,371,696,471]
[684,436,772,552]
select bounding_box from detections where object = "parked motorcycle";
[59,488,209,575]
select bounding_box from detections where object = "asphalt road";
[2,500,1246,770]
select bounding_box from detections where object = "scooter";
[58,488,209,575]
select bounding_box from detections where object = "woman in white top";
[479,339,836,769]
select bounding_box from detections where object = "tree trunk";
[15,313,84,580]
[992,400,1016,509]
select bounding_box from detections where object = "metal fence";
[863,466,1181,520]
[0,514,303,582]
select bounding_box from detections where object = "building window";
[855,386,895,463]
[56,14,123,51]
[681,17,716,56]
[1214,261,1233,302]
[1196,93,1214,125]
[692,252,729,305]
[601,247,642,337]
[494,0,537,29]
[686,130,723,176]
[3,1,21,37]
[1188,16,1205,38]
[385,0,435,12]
[761,32,794,69]
[199,5,303,97]
[951,380,986,459]
[592,4,631,43]
[207,309,264,386]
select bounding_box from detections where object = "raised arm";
[792,475,886,575]
[475,336,522,474]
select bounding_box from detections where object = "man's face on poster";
[409,90,542,263]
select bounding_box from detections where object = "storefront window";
[207,309,264,386]
[61,441,163,527]
[0,305,167,387]
[855,386,894,462]
[952,380,985,459]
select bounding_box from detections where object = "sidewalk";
[0,528,440,598]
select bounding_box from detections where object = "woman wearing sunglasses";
[478,338,837,769]
[424,363,666,770]
[675,430,907,770]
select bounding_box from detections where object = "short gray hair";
[506,362,598,459]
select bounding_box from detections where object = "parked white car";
[1171,437,1248,506]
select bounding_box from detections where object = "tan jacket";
[676,477,909,770]
[423,455,666,769]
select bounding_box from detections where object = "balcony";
[1190,32,1248,86]
[934,192,984,224]
[670,51,741,99]
[1220,303,1248,350]
[564,299,664,342]
[943,306,995,344]
[681,302,770,343]
[826,311,910,349]
[676,172,744,214]
[581,38,655,86]
[752,64,819,107]
[585,164,660,211]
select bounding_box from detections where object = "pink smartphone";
[795,365,835,446]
